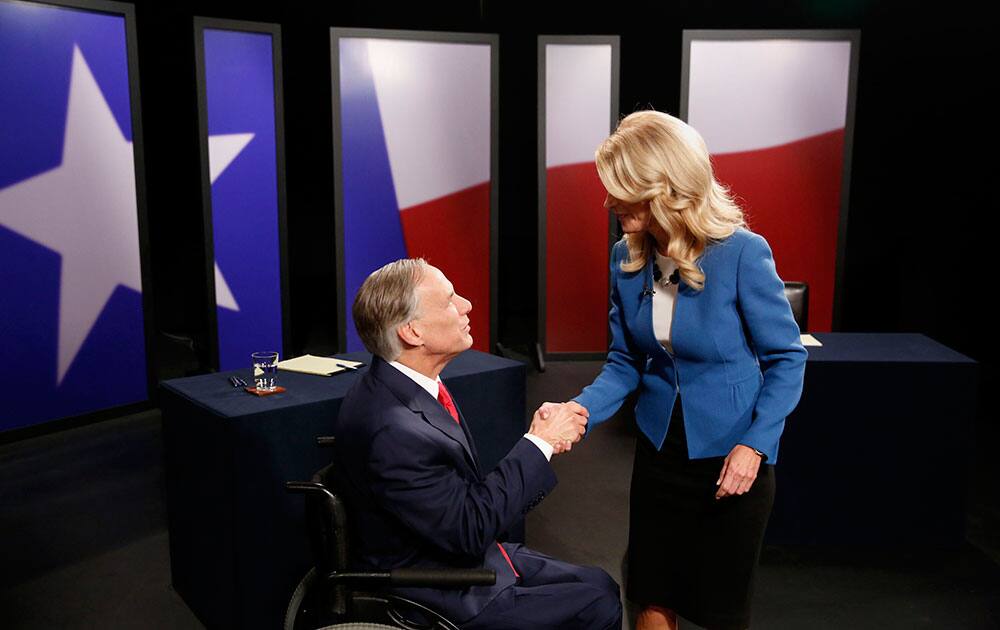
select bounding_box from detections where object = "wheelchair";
[285,437,496,630]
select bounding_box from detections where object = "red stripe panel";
[546,161,610,353]
[712,129,845,332]
[399,182,491,352]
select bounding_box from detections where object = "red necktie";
[437,382,460,424]
[437,382,519,578]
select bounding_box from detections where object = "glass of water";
[251,351,279,392]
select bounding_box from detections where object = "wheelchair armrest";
[391,568,496,587]
[286,481,325,494]
[328,568,496,588]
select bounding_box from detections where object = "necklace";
[653,262,680,288]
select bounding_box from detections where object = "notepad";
[277,354,364,376]
[800,334,823,347]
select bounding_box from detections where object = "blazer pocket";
[712,328,758,385]
[730,375,761,415]
[724,363,761,385]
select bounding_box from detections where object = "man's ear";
[397,320,422,348]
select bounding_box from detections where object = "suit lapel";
[370,357,479,471]
[452,402,483,477]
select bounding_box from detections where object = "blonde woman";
[545,111,807,629]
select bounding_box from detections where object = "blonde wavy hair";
[595,110,745,290]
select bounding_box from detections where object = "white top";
[651,251,679,356]
[387,360,553,460]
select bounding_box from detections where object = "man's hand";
[530,402,589,454]
[715,444,762,499]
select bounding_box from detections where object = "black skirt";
[626,395,775,630]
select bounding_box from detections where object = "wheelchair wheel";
[285,568,398,630]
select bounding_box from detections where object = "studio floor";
[1,361,998,629]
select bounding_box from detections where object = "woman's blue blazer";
[573,228,807,463]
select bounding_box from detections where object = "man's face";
[410,265,473,358]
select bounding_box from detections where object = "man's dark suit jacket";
[333,356,557,623]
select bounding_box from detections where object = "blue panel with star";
[0,1,148,432]
[202,28,284,371]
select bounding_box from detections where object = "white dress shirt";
[388,360,553,460]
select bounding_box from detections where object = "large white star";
[0,46,142,384]
[207,132,254,312]
[0,47,255,384]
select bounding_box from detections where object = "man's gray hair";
[352,258,427,360]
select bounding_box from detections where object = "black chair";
[157,329,205,378]
[783,281,809,333]
[285,437,495,630]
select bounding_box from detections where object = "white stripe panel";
[688,39,852,154]
[367,39,491,210]
[545,44,612,168]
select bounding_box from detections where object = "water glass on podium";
[251,351,279,392]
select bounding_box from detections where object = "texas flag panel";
[686,36,854,332]
[544,43,613,354]
[200,27,284,371]
[336,36,492,352]
[0,1,148,432]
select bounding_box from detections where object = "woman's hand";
[715,445,762,499]
[535,401,589,454]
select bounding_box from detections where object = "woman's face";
[605,193,651,234]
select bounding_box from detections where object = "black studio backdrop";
[133,0,996,363]
[132,0,997,500]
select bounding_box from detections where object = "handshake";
[529,401,590,455]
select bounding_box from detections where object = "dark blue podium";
[161,350,527,630]
[768,333,978,546]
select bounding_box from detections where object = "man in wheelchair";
[334,258,623,629]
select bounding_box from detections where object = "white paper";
[277,354,364,376]
[800,334,823,347]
